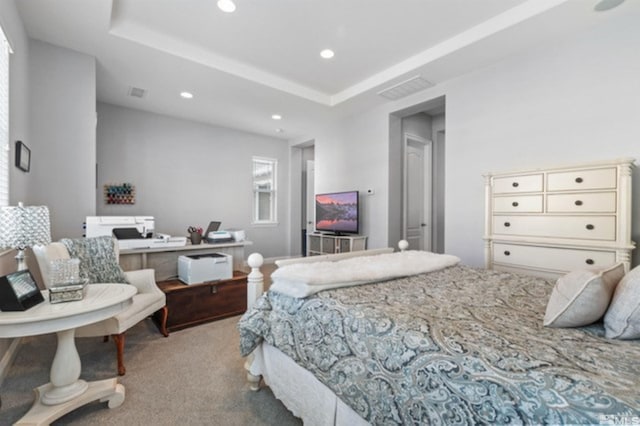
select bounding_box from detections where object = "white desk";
[119,241,252,281]
[0,284,136,425]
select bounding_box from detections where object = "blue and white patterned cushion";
[60,236,129,284]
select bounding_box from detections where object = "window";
[0,25,10,207]
[252,157,277,224]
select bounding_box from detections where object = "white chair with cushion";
[33,237,168,376]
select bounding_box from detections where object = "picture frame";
[15,140,31,172]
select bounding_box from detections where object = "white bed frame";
[243,242,408,425]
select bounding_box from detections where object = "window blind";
[252,157,277,224]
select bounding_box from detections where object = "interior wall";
[432,114,446,253]
[315,109,390,249]
[1,0,30,205]
[315,9,640,266]
[287,146,302,257]
[443,9,640,267]
[96,102,290,259]
[387,114,402,248]
[0,0,33,373]
[301,145,315,229]
[402,113,432,140]
[28,39,96,240]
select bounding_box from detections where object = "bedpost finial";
[398,240,409,252]
[248,253,264,268]
[247,253,265,311]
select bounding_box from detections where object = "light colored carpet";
[0,315,302,425]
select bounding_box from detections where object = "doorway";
[403,134,432,251]
[392,98,445,253]
[301,147,315,256]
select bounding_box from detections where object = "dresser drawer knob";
[575,200,583,206]
[504,222,511,227]
[586,224,595,230]
[575,177,583,183]
[504,250,511,256]
[585,258,594,265]
[512,201,519,207]
[512,182,519,188]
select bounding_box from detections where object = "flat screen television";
[315,191,359,235]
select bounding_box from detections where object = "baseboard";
[0,337,22,387]
[262,256,292,264]
[241,256,285,269]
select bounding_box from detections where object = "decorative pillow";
[60,236,129,284]
[604,265,640,339]
[544,263,625,328]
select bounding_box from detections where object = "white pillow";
[604,264,640,339]
[544,263,625,328]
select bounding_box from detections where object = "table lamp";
[0,202,51,271]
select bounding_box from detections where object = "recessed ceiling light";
[275,128,284,133]
[180,91,194,99]
[271,114,282,120]
[217,0,236,13]
[320,49,335,59]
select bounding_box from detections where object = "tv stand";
[307,233,367,256]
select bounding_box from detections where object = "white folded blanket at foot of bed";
[269,250,460,298]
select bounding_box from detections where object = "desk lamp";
[0,202,51,271]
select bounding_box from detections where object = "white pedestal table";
[0,284,136,425]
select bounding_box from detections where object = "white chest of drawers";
[484,158,635,279]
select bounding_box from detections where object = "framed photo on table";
[15,140,31,172]
[0,270,44,311]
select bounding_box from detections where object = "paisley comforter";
[238,265,640,425]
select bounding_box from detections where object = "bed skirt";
[249,342,369,426]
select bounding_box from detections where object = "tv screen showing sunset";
[315,191,358,233]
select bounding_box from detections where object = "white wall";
[402,113,432,141]
[1,1,30,205]
[315,9,640,267]
[444,10,640,267]
[0,0,30,388]
[431,114,446,253]
[96,103,290,259]
[28,39,96,240]
[314,110,390,249]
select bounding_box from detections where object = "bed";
[238,246,640,425]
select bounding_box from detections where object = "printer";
[178,253,233,284]
[205,229,245,244]
[84,216,187,250]
[206,231,233,243]
[201,221,245,244]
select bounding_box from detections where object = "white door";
[403,134,432,251]
[306,160,315,232]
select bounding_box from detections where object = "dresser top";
[483,157,635,178]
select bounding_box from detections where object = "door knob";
[421,223,427,227]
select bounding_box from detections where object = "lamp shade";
[0,203,51,249]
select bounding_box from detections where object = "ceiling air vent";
[377,76,434,101]
[128,86,146,98]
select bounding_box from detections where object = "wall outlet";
[366,189,375,195]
